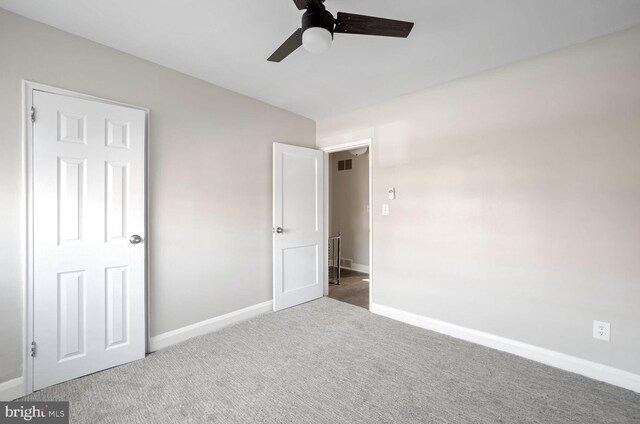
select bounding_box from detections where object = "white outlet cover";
[382,204,389,216]
[593,320,610,342]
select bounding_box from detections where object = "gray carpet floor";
[23,298,640,423]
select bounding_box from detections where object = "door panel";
[105,266,129,349]
[57,270,86,361]
[32,90,146,390]
[282,152,319,232]
[282,245,319,292]
[57,158,86,245]
[105,162,129,241]
[273,143,324,311]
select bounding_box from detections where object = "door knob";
[129,234,143,244]
[275,227,284,234]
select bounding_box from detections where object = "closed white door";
[32,90,146,390]
[273,143,324,311]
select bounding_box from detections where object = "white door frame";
[22,81,150,395]
[320,139,373,308]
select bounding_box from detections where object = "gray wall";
[0,9,315,383]
[317,26,640,374]
[329,151,369,268]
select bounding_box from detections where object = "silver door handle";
[275,227,284,234]
[129,234,143,244]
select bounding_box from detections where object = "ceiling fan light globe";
[302,27,333,54]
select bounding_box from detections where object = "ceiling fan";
[268,0,414,62]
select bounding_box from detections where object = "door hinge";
[30,106,36,123]
[30,341,36,357]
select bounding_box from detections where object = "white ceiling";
[2,1,640,119]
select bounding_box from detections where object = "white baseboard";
[340,262,369,274]
[370,303,640,393]
[331,258,370,274]
[344,262,369,273]
[149,300,273,352]
[0,377,25,401]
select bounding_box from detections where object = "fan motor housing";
[302,8,334,36]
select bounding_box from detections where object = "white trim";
[23,81,151,111]
[23,81,150,396]
[342,263,370,274]
[371,303,640,393]
[323,151,330,296]
[320,139,371,154]
[22,81,34,396]
[321,138,373,308]
[331,256,370,274]
[0,377,25,401]
[149,300,273,352]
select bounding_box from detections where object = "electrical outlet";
[593,320,610,342]
[382,204,389,216]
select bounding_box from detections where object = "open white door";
[273,143,324,311]
[32,90,146,390]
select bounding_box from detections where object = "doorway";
[324,142,371,309]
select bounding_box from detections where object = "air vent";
[340,258,352,268]
[338,159,352,171]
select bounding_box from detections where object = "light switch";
[382,204,389,216]
[388,187,396,200]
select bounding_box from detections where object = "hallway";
[328,269,369,309]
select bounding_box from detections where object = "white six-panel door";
[32,90,146,390]
[273,143,324,311]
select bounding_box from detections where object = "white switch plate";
[382,204,389,216]
[388,187,396,200]
[593,320,610,342]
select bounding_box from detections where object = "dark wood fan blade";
[292,0,324,10]
[267,29,303,62]
[334,12,414,38]
[292,0,308,10]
